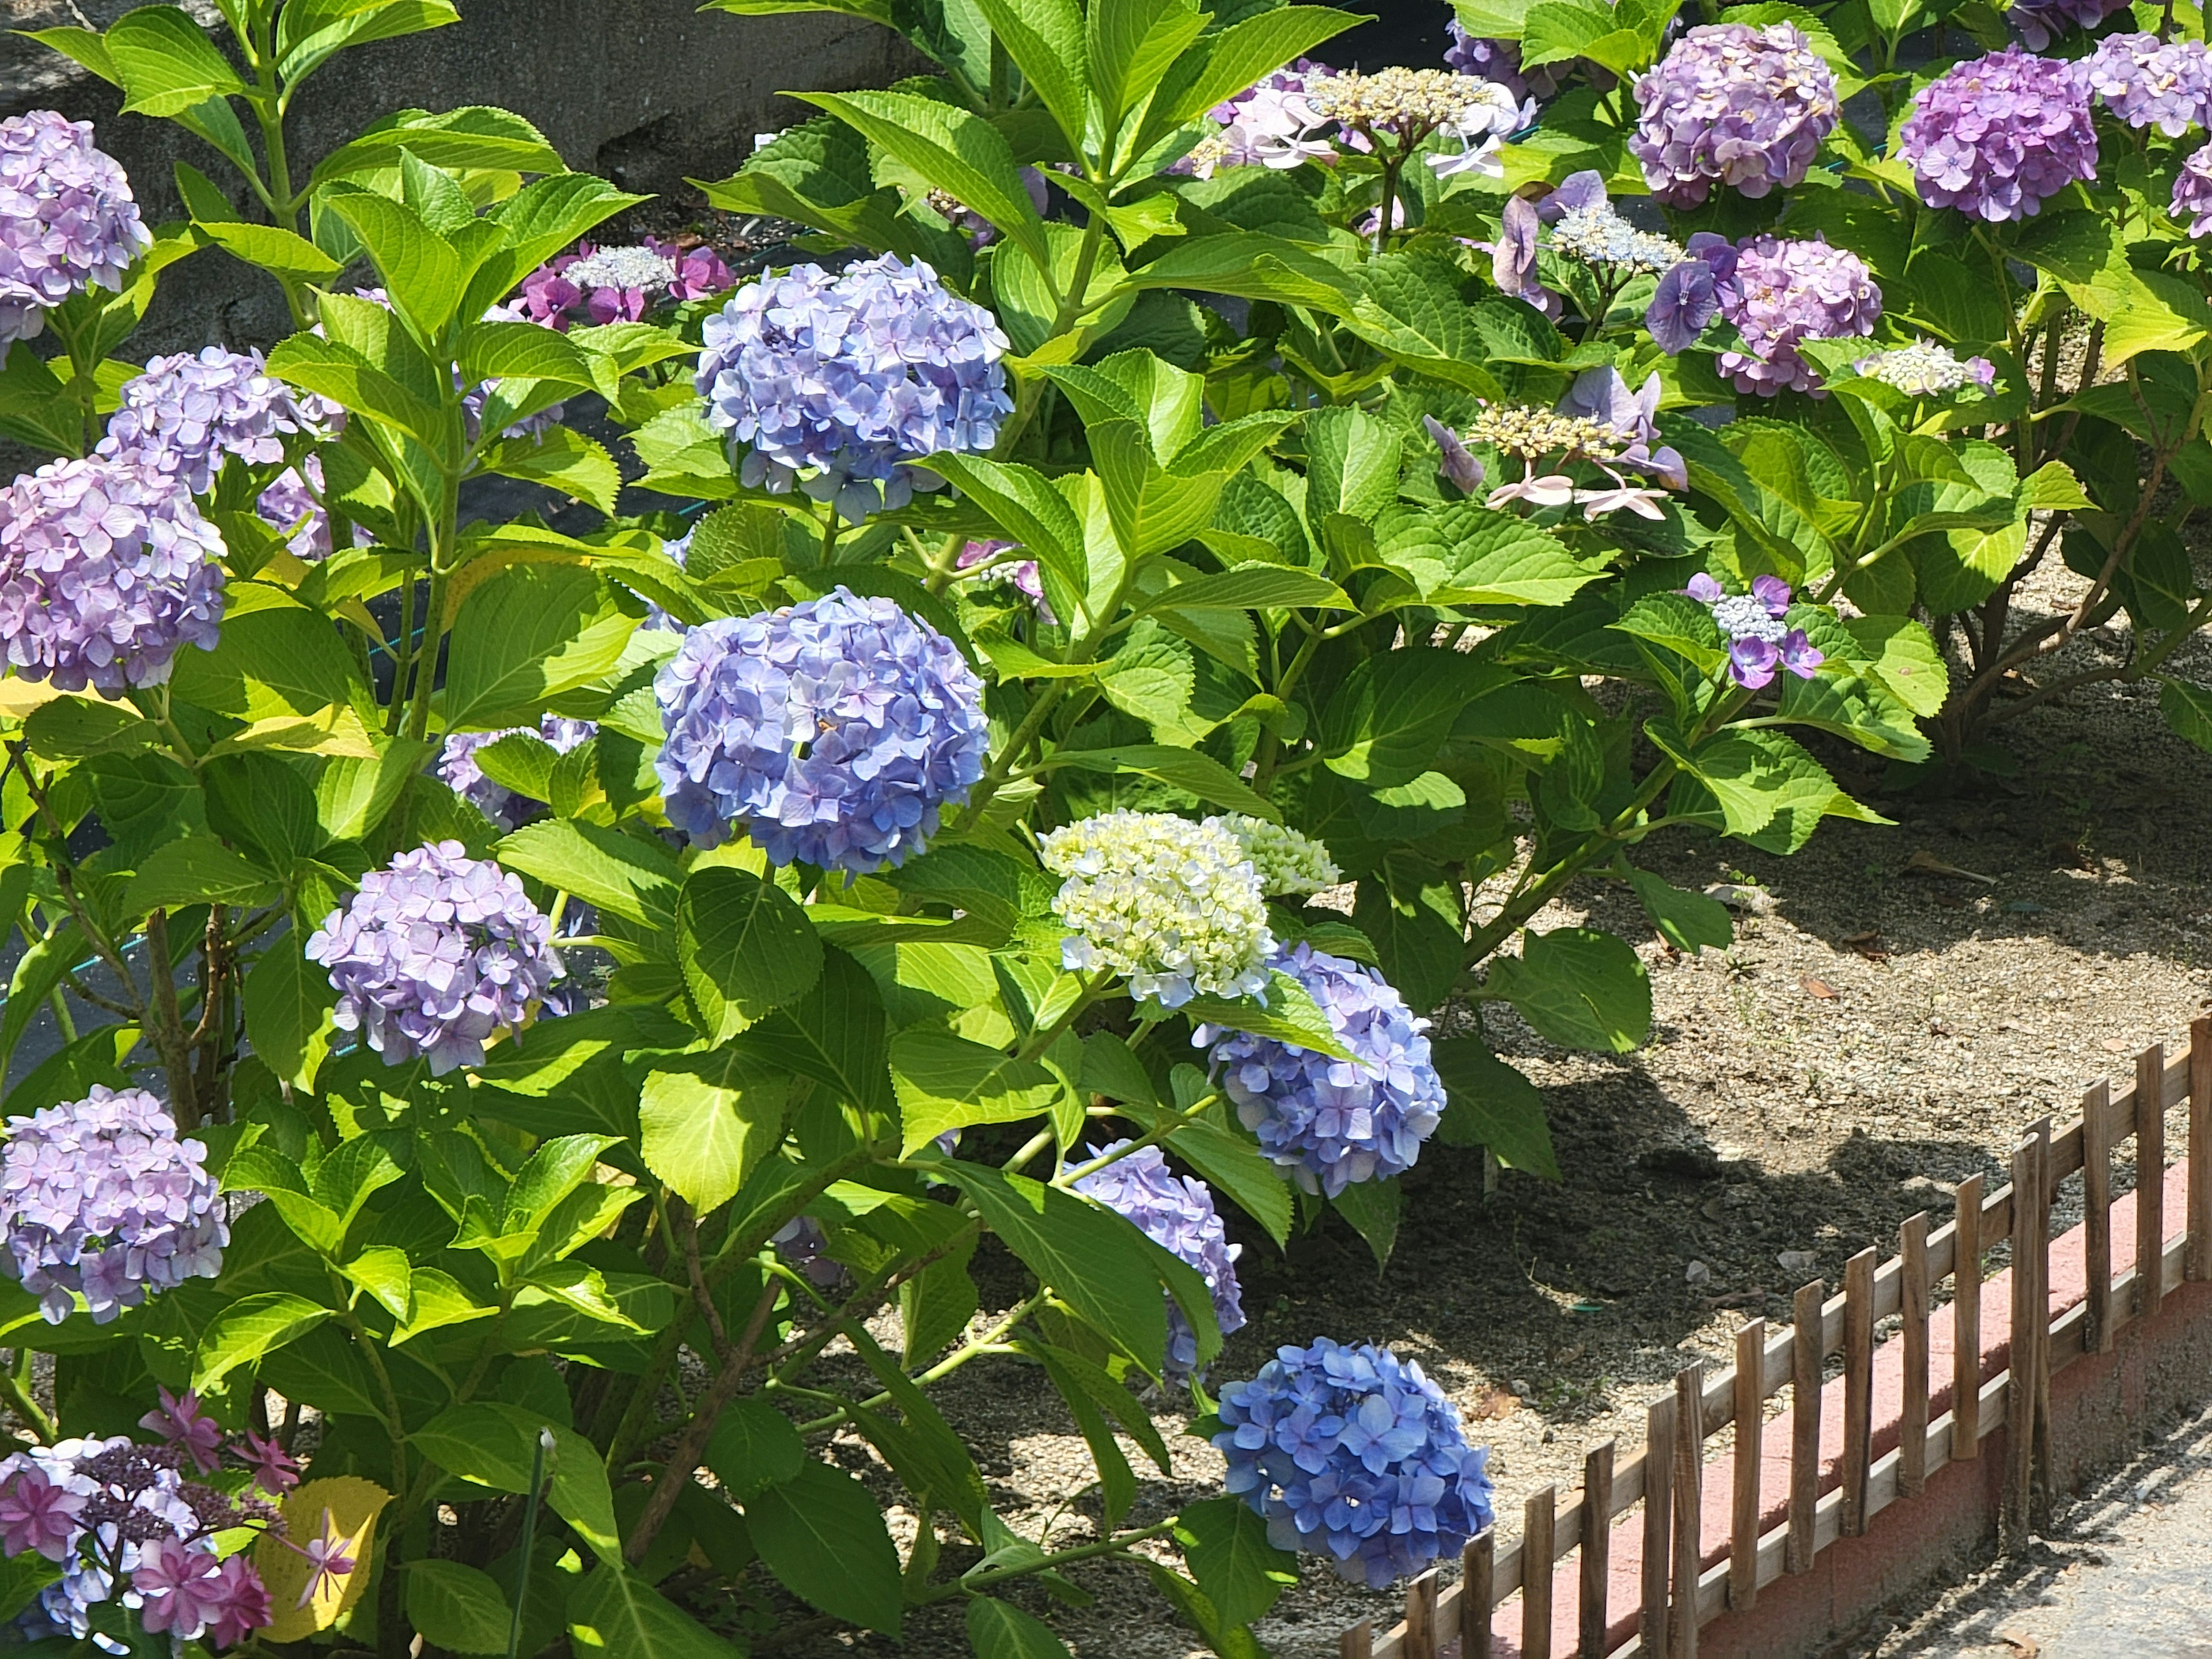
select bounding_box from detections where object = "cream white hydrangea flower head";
[1038,811,1275,1008]
[1219,815,1341,897]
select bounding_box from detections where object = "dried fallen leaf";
[1472,1389,1520,1420]
[1801,976,1839,999]
[1906,849,1998,884]
[1999,1632,2041,1657]
[2101,1037,2130,1053]
[1699,1287,1767,1312]
[1841,929,1890,961]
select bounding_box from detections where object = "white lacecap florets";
[1069,1142,1245,1380]
[559,244,679,293]
[1546,202,1685,274]
[1853,339,1997,396]
[1709,593,1790,645]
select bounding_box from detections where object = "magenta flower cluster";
[518,236,734,328]
[0,456,226,694]
[99,346,339,496]
[1198,944,1446,1199]
[1070,1142,1245,1380]
[0,111,149,348]
[654,586,989,873]
[1900,47,2097,222]
[437,715,599,830]
[1629,22,1838,206]
[1706,234,1882,396]
[305,840,565,1075]
[0,1087,226,1326]
[1215,1338,1495,1589]
[1687,574,1824,688]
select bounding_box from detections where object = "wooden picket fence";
[1339,1018,2212,1659]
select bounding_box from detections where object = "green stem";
[1,1350,53,1443]
[911,1520,1179,1603]
[505,1432,550,1659]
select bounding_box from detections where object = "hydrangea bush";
[0,0,2191,1650]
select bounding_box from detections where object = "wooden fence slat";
[1670,1365,1703,1659]
[1842,1248,1876,1536]
[2190,1017,2212,1283]
[1404,1569,1438,1659]
[1525,1486,1556,1659]
[2139,1045,2168,1320]
[1730,1320,1762,1610]
[1580,1441,1615,1659]
[2084,1078,2113,1353]
[1341,1620,1373,1659]
[1900,1213,1929,1498]
[2006,1134,2038,1539]
[1953,1173,1984,1459]
[1461,1529,1494,1659]
[1788,1280,1823,1572]
[1642,1393,1673,1657]
[2031,1118,2054,1531]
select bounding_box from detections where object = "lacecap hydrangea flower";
[1071,1142,1244,1380]
[0,1086,226,1325]
[2010,0,2131,50]
[97,347,339,496]
[1854,339,1998,396]
[1220,816,1340,896]
[1706,234,1881,396]
[2071,33,2212,136]
[1900,47,2097,222]
[436,715,598,830]
[1300,66,1528,179]
[696,253,1012,524]
[0,456,226,694]
[1630,23,1838,206]
[0,111,150,349]
[1215,1337,1494,1589]
[2177,142,2212,235]
[305,840,564,1075]
[654,586,988,873]
[1176,61,1338,178]
[1686,573,1824,688]
[1039,812,1276,1009]
[955,538,1048,615]
[1199,943,1445,1198]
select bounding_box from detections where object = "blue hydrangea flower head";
[1214,1336,1494,1589]
[695,253,1013,524]
[1038,812,1275,1009]
[0,1086,226,1325]
[437,715,598,830]
[1900,47,2097,222]
[1196,942,1445,1197]
[97,347,340,497]
[305,840,564,1075]
[0,112,149,349]
[1630,23,1838,206]
[1070,1142,1245,1379]
[654,586,988,873]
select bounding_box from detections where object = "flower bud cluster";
[1546,200,1685,274]
[1853,339,1998,396]
[1630,23,1838,206]
[1465,404,1628,464]
[1221,816,1341,897]
[0,111,150,347]
[1070,1142,1245,1380]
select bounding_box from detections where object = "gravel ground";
[750,551,2212,1658]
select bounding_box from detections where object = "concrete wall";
[0,0,918,354]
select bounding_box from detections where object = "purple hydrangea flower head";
[649,234,736,301]
[304,840,565,1075]
[0,112,150,349]
[1630,24,1838,206]
[1197,942,1445,1198]
[204,1553,272,1646]
[654,586,988,872]
[1900,47,2097,222]
[955,537,1049,615]
[0,457,226,694]
[1175,61,1335,176]
[255,454,369,562]
[520,241,679,329]
[2072,33,2212,135]
[1070,1142,1245,1380]
[696,253,1012,524]
[1685,573,1825,688]
[2010,0,2132,50]
[2177,141,2212,234]
[1445,20,1568,104]
[135,1535,229,1638]
[436,715,598,830]
[1214,1337,1494,1589]
[97,347,340,496]
[1712,234,1881,396]
[0,1086,226,1325]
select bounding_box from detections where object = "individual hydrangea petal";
[1854,339,1997,396]
[1070,1142,1245,1380]
[1711,234,1881,396]
[695,253,1012,524]
[1213,1336,1494,1589]
[654,586,989,873]
[96,347,340,497]
[304,840,564,1075]
[1630,24,1838,206]
[2072,33,2212,136]
[1219,816,1341,897]
[436,715,598,830]
[0,457,226,694]
[1900,46,2097,223]
[0,1086,227,1325]
[1198,942,1445,1197]
[0,111,150,349]
[1038,812,1275,1009]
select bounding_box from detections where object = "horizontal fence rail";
[1339,1018,2212,1659]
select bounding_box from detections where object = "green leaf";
[1346,253,1501,393]
[495,819,679,939]
[1331,1176,1401,1268]
[741,946,893,1115]
[1090,0,1207,132]
[1161,6,1360,126]
[1353,855,1464,1017]
[1146,566,1352,615]
[21,695,156,760]
[567,1564,741,1658]
[703,1397,806,1501]
[891,1030,1064,1156]
[1175,1495,1297,1627]
[2161,678,2212,755]
[321,186,462,338]
[123,834,279,919]
[406,1559,510,1655]
[926,453,1089,605]
[480,426,622,516]
[276,1,461,85]
[1484,926,1651,1053]
[1626,869,1733,955]
[244,942,339,1093]
[1839,615,1949,717]
[638,1052,789,1216]
[315,105,564,192]
[798,89,1048,267]
[745,1460,903,1635]
[1033,741,1277,816]
[193,1292,332,1391]
[171,592,372,722]
[198,221,343,281]
[1153,1113,1291,1246]
[1430,1036,1558,1177]
[679,866,822,1041]
[106,4,247,115]
[969,0,1089,150]
[1181,969,1354,1060]
[1128,232,1359,316]
[416,1406,619,1554]
[1320,649,1509,786]
[442,564,636,729]
[967,1598,1077,1659]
